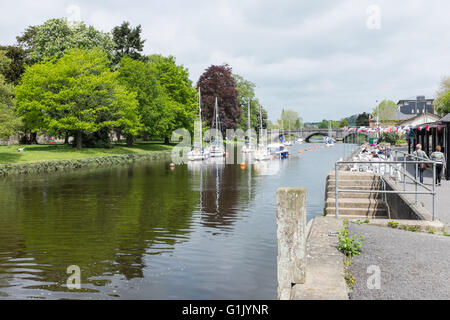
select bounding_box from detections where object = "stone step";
[327,179,382,187]
[326,185,382,192]
[325,207,388,218]
[326,192,382,199]
[329,172,379,181]
[326,198,387,209]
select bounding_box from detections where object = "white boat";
[207,97,225,157]
[254,147,271,161]
[267,143,289,159]
[243,100,255,153]
[188,88,210,161]
[254,105,269,160]
[188,148,210,161]
[324,121,334,147]
[296,138,304,144]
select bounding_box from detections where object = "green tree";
[0,70,20,139]
[318,119,339,129]
[0,46,31,85]
[433,76,450,116]
[147,54,198,143]
[233,74,268,131]
[16,48,139,149]
[118,57,168,142]
[355,112,370,126]
[373,100,397,124]
[339,119,349,127]
[278,109,303,129]
[112,21,146,65]
[23,18,114,63]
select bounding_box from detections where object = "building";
[397,112,441,127]
[397,96,434,115]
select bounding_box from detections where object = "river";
[0,142,355,299]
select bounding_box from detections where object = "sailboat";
[207,97,225,157]
[254,104,270,161]
[324,121,334,147]
[188,88,210,161]
[284,120,293,146]
[242,101,255,153]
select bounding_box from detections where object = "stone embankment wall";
[0,151,172,177]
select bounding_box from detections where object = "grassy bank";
[0,141,174,164]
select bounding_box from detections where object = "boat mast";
[215,97,219,143]
[259,104,263,146]
[199,88,202,149]
[248,100,251,145]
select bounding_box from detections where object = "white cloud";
[0,0,449,121]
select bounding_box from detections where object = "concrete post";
[277,187,307,300]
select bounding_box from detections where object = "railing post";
[335,163,339,218]
[403,157,406,192]
[277,187,307,300]
[432,163,436,221]
[415,163,418,205]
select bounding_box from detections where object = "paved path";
[348,223,450,300]
[391,149,450,224]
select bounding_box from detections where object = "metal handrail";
[334,157,437,221]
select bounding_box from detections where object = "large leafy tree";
[355,112,370,126]
[277,109,303,129]
[16,48,139,149]
[197,64,240,135]
[118,57,168,142]
[147,54,198,143]
[0,46,31,85]
[21,18,114,63]
[112,22,145,65]
[372,99,397,124]
[233,74,268,131]
[433,76,450,116]
[0,68,20,139]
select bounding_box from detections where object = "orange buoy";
[240,163,246,169]
[309,147,312,151]
[298,150,302,154]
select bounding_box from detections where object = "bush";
[379,132,400,145]
[395,139,407,145]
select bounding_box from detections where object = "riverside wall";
[0,151,172,177]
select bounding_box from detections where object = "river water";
[0,143,354,299]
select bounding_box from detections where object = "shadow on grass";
[0,152,22,163]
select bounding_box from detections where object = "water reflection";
[0,143,352,299]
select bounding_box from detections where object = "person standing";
[413,144,429,184]
[430,145,446,185]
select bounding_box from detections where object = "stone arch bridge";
[278,129,353,142]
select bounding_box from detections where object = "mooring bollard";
[276,187,307,300]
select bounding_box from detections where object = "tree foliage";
[0,46,31,85]
[372,99,397,124]
[147,54,198,142]
[118,57,168,139]
[23,18,114,63]
[197,64,240,134]
[433,76,450,116]
[0,71,20,139]
[233,74,268,131]
[355,112,370,126]
[15,48,139,148]
[112,21,145,65]
[278,109,303,129]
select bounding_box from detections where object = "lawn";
[0,141,174,164]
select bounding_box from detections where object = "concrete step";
[328,172,379,181]
[327,179,382,187]
[326,198,387,209]
[326,192,382,199]
[326,185,382,192]
[325,207,388,218]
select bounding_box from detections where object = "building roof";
[440,113,450,122]
[392,110,416,121]
[397,112,441,125]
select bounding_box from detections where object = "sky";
[1,0,449,122]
